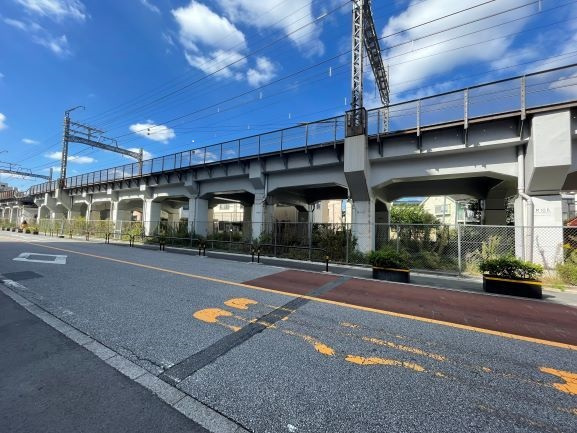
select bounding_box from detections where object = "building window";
[220,204,230,210]
[434,204,450,215]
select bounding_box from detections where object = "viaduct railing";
[10,63,577,198]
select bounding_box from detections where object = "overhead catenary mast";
[0,161,52,181]
[349,0,390,135]
[59,106,143,189]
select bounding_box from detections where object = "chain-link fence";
[7,218,577,278]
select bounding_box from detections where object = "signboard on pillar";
[531,195,564,268]
[532,196,563,227]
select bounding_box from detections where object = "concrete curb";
[0,279,251,433]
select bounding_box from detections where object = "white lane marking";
[13,252,67,264]
[0,279,29,291]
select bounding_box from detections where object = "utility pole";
[59,107,143,189]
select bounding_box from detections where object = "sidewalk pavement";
[0,291,208,433]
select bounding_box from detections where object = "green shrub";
[557,249,577,286]
[411,250,458,272]
[368,247,410,270]
[479,256,543,281]
[557,262,577,286]
[312,224,357,263]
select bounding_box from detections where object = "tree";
[390,204,439,224]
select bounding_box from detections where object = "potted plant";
[368,247,411,283]
[479,256,544,299]
[29,225,39,235]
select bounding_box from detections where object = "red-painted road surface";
[245,270,577,346]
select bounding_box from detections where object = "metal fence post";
[274,222,277,257]
[457,223,462,276]
[345,223,350,264]
[396,224,400,252]
[308,217,313,261]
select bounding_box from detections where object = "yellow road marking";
[193,308,240,332]
[224,298,258,310]
[361,336,446,361]
[282,329,336,356]
[10,239,577,352]
[344,355,425,372]
[195,298,575,389]
[540,367,577,395]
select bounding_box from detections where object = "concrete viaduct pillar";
[513,109,572,266]
[143,199,161,235]
[344,133,375,253]
[188,197,209,237]
[251,190,274,241]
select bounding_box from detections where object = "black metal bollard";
[85,231,90,241]
[257,248,261,264]
[159,239,165,251]
[325,255,329,273]
[251,248,255,263]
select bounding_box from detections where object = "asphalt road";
[0,289,208,433]
[1,232,576,433]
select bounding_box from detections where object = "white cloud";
[247,57,277,87]
[46,151,95,163]
[140,0,160,14]
[34,33,70,55]
[22,138,40,144]
[3,17,70,56]
[68,155,95,164]
[129,121,176,143]
[172,1,246,53]
[185,49,246,80]
[0,72,4,79]
[162,32,175,47]
[15,0,87,22]
[0,112,7,130]
[171,2,280,87]
[172,1,258,82]
[3,18,37,31]
[217,0,324,56]
[381,0,534,97]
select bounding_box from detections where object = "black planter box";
[33,231,39,235]
[372,267,410,283]
[483,275,542,299]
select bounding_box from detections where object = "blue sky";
[1,0,577,190]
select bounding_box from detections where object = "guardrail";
[9,62,577,198]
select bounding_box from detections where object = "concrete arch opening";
[70,202,88,220]
[90,201,112,221]
[38,205,50,220]
[196,190,254,239]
